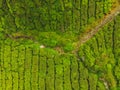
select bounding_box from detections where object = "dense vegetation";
[0,0,120,90]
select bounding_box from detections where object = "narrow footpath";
[74,6,120,53]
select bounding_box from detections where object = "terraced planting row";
[0,0,120,90]
[0,0,115,34]
[0,14,120,90]
[0,45,89,90]
[78,14,120,90]
[0,43,100,90]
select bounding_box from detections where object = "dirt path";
[73,6,120,53]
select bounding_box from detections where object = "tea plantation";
[0,0,120,90]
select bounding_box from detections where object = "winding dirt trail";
[73,6,120,53]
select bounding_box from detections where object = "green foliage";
[115,66,120,79]
[0,0,119,90]
[97,81,106,90]
[82,0,88,5]
[88,17,95,24]
[80,44,96,68]
[79,63,89,90]
[88,73,98,90]
[38,32,60,47]
[63,42,74,52]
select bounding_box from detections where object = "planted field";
[0,0,120,90]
